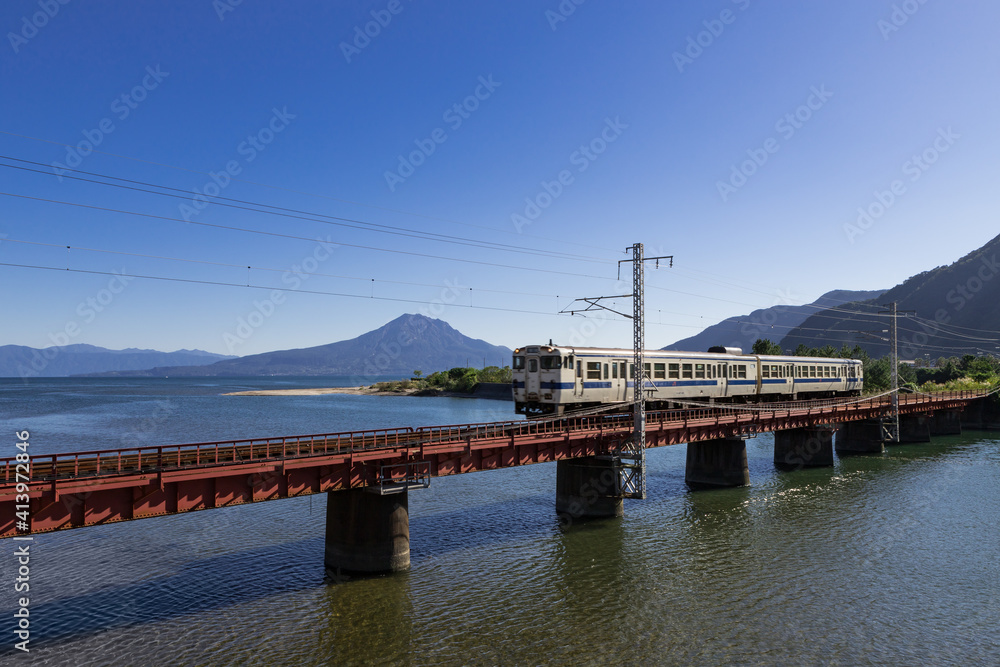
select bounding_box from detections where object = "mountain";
[85,314,512,377]
[662,289,886,353]
[0,344,235,378]
[780,233,1000,358]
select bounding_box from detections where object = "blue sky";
[2,0,998,356]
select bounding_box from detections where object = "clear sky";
[2,0,998,356]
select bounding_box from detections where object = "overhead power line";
[0,191,621,281]
[0,156,611,264]
[0,130,613,253]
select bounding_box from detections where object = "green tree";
[752,338,783,355]
[456,369,479,393]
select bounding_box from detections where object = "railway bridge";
[1,391,992,575]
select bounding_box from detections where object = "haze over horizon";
[4,1,999,356]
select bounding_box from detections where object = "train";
[512,344,864,416]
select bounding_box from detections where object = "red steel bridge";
[0,390,987,541]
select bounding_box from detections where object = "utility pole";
[617,244,672,499]
[561,242,672,500]
[877,302,915,443]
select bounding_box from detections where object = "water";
[1,378,998,665]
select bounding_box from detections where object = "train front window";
[513,356,525,370]
[540,356,561,370]
[528,359,538,372]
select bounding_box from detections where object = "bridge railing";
[0,426,417,484]
[1,390,985,486]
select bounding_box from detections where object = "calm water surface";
[0,378,997,666]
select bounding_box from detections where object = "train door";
[719,362,728,398]
[525,354,540,398]
[613,358,628,401]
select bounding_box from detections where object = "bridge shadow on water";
[0,492,564,653]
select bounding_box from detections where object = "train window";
[809,366,816,377]
[644,363,651,378]
[669,363,680,379]
[612,363,618,379]
[586,362,601,379]
[630,364,635,379]
[566,355,573,367]
[653,363,665,379]
[681,363,692,379]
[604,364,609,380]
[738,365,747,379]
[771,365,779,377]
[694,364,704,379]
[730,366,736,378]
[711,366,716,379]
[577,361,582,378]
[513,356,525,370]
[762,366,770,378]
[529,359,538,372]
[788,364,793,377]
[541,356,561,370]
[825,367,831,377]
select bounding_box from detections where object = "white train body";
[512,344,864,416]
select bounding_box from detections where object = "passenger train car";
[512,344,864,416]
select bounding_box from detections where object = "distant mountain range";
[780,233,1000,358]
[663,289,886,353]
[85,314,512,378]
[1,345,234,378]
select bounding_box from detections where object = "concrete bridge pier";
[685,437,749,488]
[556,457,623,524]
[324,489,410,576]
[897,414,931,444]
[774,427,836,469]
[929,409,962,436]
[835,420,886,455]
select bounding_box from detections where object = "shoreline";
[222,386,464,397]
